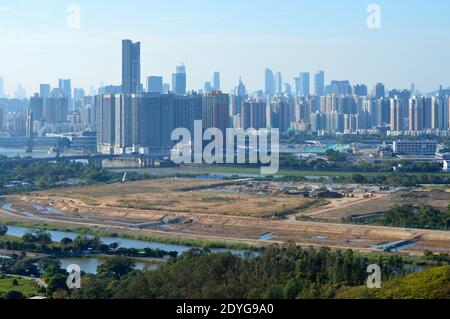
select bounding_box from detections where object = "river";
[4,226,249,274]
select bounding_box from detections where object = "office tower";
[30,93,44,120]
[147,76,163,94]
[122,39,141,94]
[40,84,51,98]
[314,71,325,96]
[274,72,283,95]
[58,79,72,98]
[373,83,385,98]
[172,64,187,95]
[43,96,69,123]
[390,97,406,132]
[236,77,246,97]
[0,77,4,98]
[431,95,448,130]
[295,72,310,96]
[410,83,416,96]
[213,72,220,91]
[265,69,275,96]
[353,84,368,96]
[241,100,267,130]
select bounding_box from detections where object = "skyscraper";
[58,79,72,98]
[295,73,310,96]
[122,39,141,94]
[147,76,163,94]
[274,72,283,95]
[172,64,187,95]
[314,71,325,96]
[40,84,51,98]
[213,72,220,91]
[265,69,275,96]
[374,83,385,98]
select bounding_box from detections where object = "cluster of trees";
[0,257,40,278]
[347,204,450,230]
[0,161,121,195]
[0,228,178,259]
[67,246,407,299]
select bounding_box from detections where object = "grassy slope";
[0,277,41,298]
[336,265,450,299]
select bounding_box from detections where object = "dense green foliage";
[346,204,450,230]
[70,246,408,299]
[336,265,450,299]
[0,161,121,195]
[0,230,178,259]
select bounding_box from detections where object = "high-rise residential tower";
[122,39,141,94]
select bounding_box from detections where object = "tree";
[97,256,135,279]
[0,225,8,236]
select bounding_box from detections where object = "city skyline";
[0,0,450,95]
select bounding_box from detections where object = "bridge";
[0,152,171,169]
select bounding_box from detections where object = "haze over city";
[1,0,450,95]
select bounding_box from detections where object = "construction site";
[0,177,449,255]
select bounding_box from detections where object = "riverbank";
[0,219,258,251]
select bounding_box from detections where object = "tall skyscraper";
[58,79,72,98]
[172,64,187,95]
[213,72,220,91]
[295,73,310,96]
[274,72,283,95]
[374,83,386,98]
[0,76,4,98]
[265,69,275,96]
[122,39,141,94]
[147,76,163,94]
[314,71,325,96]
[40,84,51,98]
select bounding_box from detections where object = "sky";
[0,0,450,96]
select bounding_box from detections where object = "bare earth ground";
[1,178,449,255]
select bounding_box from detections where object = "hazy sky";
[1,0,450,96]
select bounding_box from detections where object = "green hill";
[336,266,450,299]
